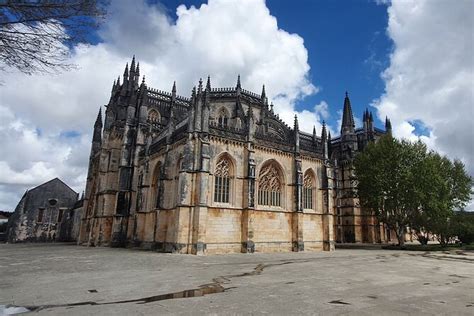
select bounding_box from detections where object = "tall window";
[217,108,229,128]
[214,157,232,203]
[303,172,314,209]
[153,162,162,209]
[258,163,282,207]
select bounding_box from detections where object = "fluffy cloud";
[375,0,474,209]
[0,0,322,210]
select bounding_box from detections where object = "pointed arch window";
[303,171,315,209]
[217,108,229,128]
[148,109,160,123]
[214,157,232,203]
[152,162,162,209]
[258,163,283,207]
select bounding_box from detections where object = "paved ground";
[0,244,473,315]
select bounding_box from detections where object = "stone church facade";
[79,57,394,254]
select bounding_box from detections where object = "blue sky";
[0,0,472,211]
[153,0,392,131]
[92,0,393,131]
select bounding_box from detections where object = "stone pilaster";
[192,135,210,255]
[242,143,256,253]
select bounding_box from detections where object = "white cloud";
[375,0,474,209]
[0,0,322,210]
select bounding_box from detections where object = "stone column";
[292,157,304,252]
[323,161,335,251]
[241,143,255,253]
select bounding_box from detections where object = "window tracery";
[148,109,160,122]
[303,172,314,209]
[214,157,232,203]
[258,163,282,207]
[217,108,229,128]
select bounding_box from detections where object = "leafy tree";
[0,0,106,74]
[414,154,472,245]
[355,134,472,247]
[354,135,427,246]
[452,211,474,244]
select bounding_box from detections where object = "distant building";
[7,178,83,243]
[0,211,12,242]
[79,57,396,255]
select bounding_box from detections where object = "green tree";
[354,135,427,246]
[414,155,472,245]
[452,211,474,244]
[355,135,472,247]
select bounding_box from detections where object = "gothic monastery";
[79,57,394,254]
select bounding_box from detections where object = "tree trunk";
[396,225,406,247]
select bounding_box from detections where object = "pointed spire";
[136,62,140,78]
[369,111,373,122]
[206,75,211,91]
[385,116,392,134]
[130,55,136,74]
[341,91,355,134]
[294,114,299,131]
[321,120,327,140]
[236,74,241,90]
[270,102,274,112]
[172,81,177,95]
[94,108,102,127]
[191,86,197,102]
[117,75,120,86]
[328,131,332,141]
[123,63,129,79]
[141,75,146,85]
[198,78,203,94]
[93,108,102,144]
[313,125,317,138]
[111,79,116,93]
[261,84,266,99]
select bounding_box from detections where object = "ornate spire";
[123,62,129,79]
[172,81,176,95]
[191,86,196,102]
[385,116,392,134]
[130,55,136,74]
[136,62,140,78]
[117,75,120,86]
[206,75,211,91]
[261,84,266,98]
[94,107,102,128]
[312,125,317,140]
[294,114,299,131]
[369,111,373,122]
[141,75,146,85]
[236,74,241,90]
[92,108,102,145]
[111,79,116,93]
[321,120,327,140]
[341,91,355,134]
[270,102,274,112]
[198,78,203,94]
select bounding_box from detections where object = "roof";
[28,177,77,195]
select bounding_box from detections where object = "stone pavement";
[0,243,473,315]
